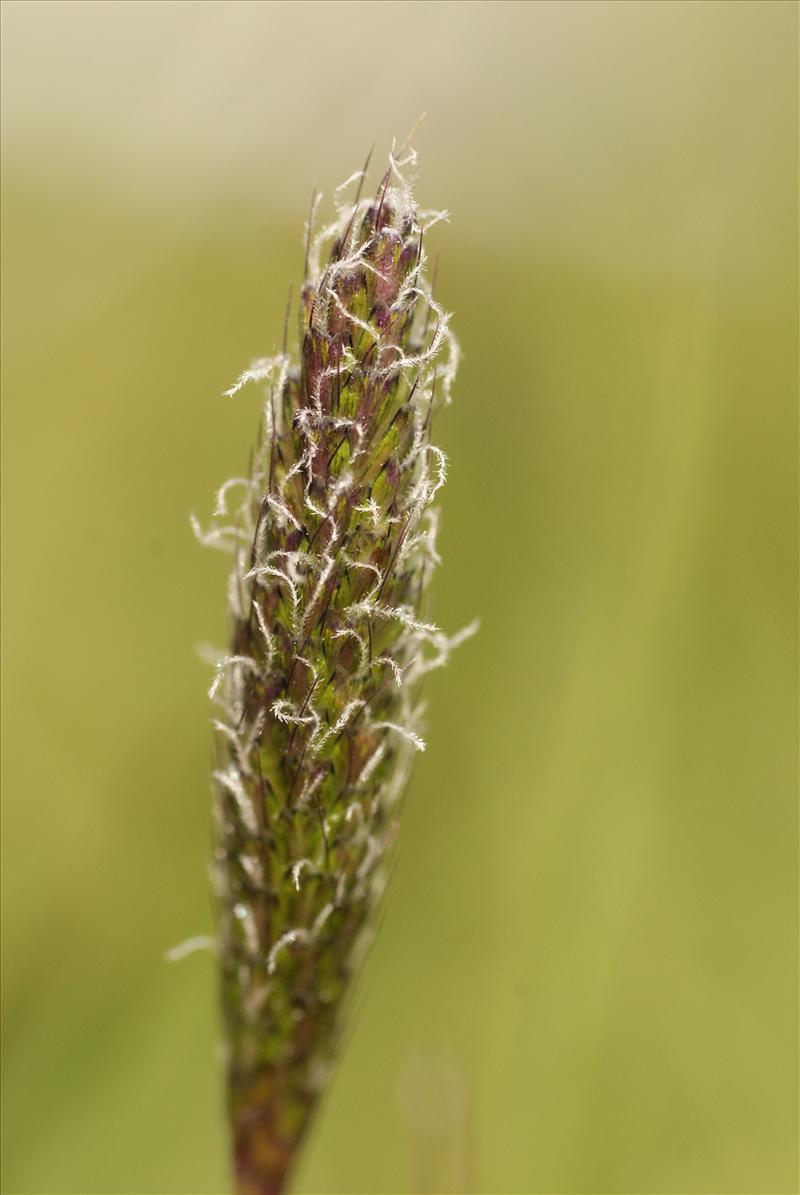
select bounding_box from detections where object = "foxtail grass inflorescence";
[195,146,474,1195]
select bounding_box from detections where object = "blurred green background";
[1,2,797,1193]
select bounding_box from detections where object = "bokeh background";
[2,2,797,1193]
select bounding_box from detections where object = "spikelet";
[196,147,474,1195]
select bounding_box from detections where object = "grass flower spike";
[197,146,473,1195]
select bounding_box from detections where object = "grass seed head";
[197,145,473,1195]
